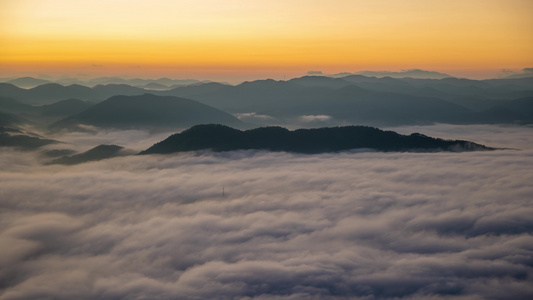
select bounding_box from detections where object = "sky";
[1,0,533,81]
[1,124,532,299]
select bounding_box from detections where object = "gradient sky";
[1,0,532,81]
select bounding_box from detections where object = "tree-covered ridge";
[141,124,493,155]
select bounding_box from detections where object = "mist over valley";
[1,70,532,299]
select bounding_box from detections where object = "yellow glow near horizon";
[1,0,532,80]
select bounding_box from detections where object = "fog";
[1,125,532,299]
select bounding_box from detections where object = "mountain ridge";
[49,94,245,131]
[141,124,494,155]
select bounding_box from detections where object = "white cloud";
[298,115,332,123]
[0,124,532,299]
[234,112,281,126]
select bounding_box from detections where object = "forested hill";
[141,124,494,155]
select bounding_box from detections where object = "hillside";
[141,124,493,155]
[0,126,58,150]
[48,144,126,165]
[50,94,244,131]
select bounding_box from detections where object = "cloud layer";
[1,125,532,299]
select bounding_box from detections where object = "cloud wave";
[1,125,532,299]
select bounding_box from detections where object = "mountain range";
[0,83,147,105]
[329,69,454,79]
[0,96,93,126]
[0,76,207,89]
[1,74,532,130]
[159,76,533,126]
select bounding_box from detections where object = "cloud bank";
[1,125,532,299]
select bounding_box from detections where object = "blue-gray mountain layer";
[49,94,244,131]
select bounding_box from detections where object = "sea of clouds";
[1,124,532,299]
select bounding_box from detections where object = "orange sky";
[1,0,532,81]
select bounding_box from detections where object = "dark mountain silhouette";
[49,94,244,131]
[7,77,51,88]
[48,144,126,165]
[141,124,493,155]
[0,126,58,150]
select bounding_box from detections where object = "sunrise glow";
[1,0,532,80]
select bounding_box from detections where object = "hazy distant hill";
[3,75,533,127]
[144,82,169,90]
[49,144,126,165]
[0,96,94,127]
[263,86,476,126]
[92,84,146,98]
[141,124,493,155]
[50,94,245,131]
[353,69,454,79]
[1,76,206,88]
[7,77,52,88]
[26,84,96,104]
[325,69,453,79]
[288,76,354,89]
[502,69,533,79]
[473,97,533,124]
[84,77,203,88]
[163,78,474,126]
[500,97,533,118]
[161,76,533,126]
[0,82,147,105]
[38,99,94,117]
[0,126,58,150]
[162,82,229,98]
[0,111,28,127]
[163,79,324,113]
[0,96,34,113]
